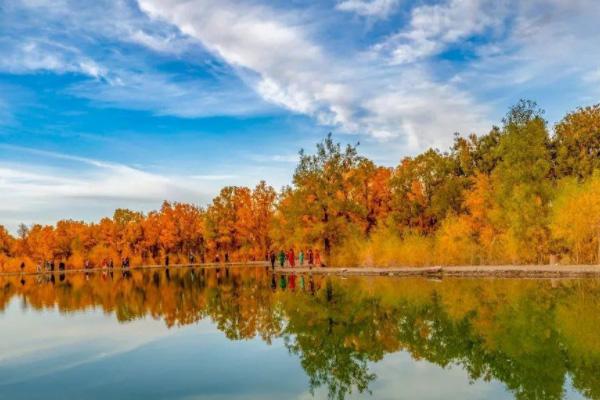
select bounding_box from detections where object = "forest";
[1,100,600,271]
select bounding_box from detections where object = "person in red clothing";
[288,248,295,267]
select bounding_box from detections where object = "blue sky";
[1,0,599,232]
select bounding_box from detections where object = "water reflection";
[1,268,600,399]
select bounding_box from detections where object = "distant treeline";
[1,100,600,271]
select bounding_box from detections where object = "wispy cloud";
[0,0,270,119]
[69,69,273,118]
[2,0,600,155]
[0,39,107,78]
[444,0,600,110]
[137,0,491,150]
[336,0,401,19]
[247,153,299,163]
[189,174,239,181]
[0,145,213,231]
[373,0,505,64]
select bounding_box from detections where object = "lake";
[0,267,598,400]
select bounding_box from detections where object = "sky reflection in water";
[0,267,596,400]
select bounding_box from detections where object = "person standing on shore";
[269,251,276,269]
[165,255,170,267]
[308,249,314,266]
[299,250,304,267]
[288,248,295,268]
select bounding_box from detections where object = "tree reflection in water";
[1,268,600,400]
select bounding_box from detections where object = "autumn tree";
[250,181,277,257]
[551,174,600,264]
[113,208,144,256]
[0,226,14,257]
[172,202,205,257]
[461,173,502,263]
[553,104,600,179]
[390,149,466,235]
[54,220,92,261]
[22,224,56,262]
[205,183,274,260]
[349,160,392,236]
[282,134,365,257]
[451,128,503,176]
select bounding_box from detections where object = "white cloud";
[248,153,299,163]
[69,69,272,118]
[189,174,239,180]
[137,0,490,150]
[1,0,269,119]
[361,69,489,148]
[3,0,599,153]
[4,0,192,55]
[0,40,107,79]
[373,0,504,64]
[336,0,401,19]
[446,0,600,114]
[0,146,213,231]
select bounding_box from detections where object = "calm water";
[0,267,598,400]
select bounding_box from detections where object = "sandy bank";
[2,263,600,278]
[277,265,600,278]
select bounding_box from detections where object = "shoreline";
[278,265,600,278]
[2,263,600,278]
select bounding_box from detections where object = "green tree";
[390,149,467,234]
[493,100,552,262]
[553,104,600,179]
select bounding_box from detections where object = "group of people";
[268,248,322,269]
[22,250,320,274]
[33,260,67,273]
[30,257,132,273]
[91,257,132,269]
